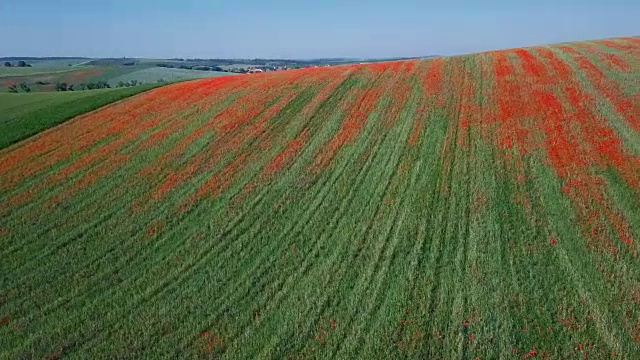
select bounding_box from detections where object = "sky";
[1,0,639,59]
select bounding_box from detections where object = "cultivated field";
[0,37,639,358]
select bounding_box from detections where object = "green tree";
[17,61,28,67]
[4,61,11,67]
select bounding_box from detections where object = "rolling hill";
[0,36,639,358]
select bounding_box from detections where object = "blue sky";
[1,0,638,59]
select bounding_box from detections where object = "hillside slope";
[1,37,639,358]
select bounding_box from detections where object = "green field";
[106,67,235,86]
[0,84,161,149]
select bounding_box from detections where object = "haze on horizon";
[1,0,638,59]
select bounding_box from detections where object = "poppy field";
[1,37,639,358]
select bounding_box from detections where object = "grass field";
[0,84,161,149]
[107,67,235,87]
[0,36,639,358]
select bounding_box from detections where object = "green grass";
[0,84,162,149]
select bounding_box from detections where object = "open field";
[0,85,161,149]
[107,67,235,87]
[0,36,639,358]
